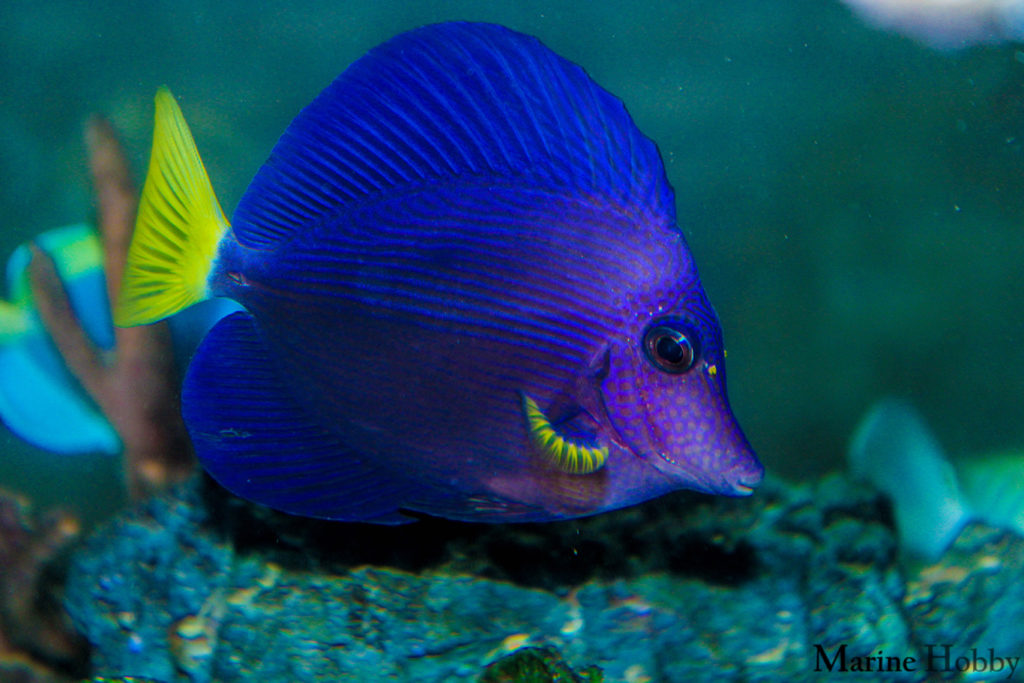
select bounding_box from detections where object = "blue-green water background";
[1,0,1022,524]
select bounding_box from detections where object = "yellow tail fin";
[114,87,229,327]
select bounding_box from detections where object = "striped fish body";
[122,23,763,522]
[208,183,692,519]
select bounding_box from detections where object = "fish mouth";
[647,447,763,496]
[730,481,757,496]
[725,462,764,496]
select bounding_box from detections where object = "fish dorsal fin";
[232,21,673,249]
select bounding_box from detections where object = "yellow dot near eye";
[520,393,608,475]
[708,364,717,376]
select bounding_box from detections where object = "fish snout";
[650,414,764,497]
[709,429,763,496]
[723,457,764,495]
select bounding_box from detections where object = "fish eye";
[642,320,699,374]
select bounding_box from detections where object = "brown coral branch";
[85,115,136,310]
[27,246,106,399]
[27,116,195,501]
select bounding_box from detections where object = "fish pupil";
[657,336,686,364]
[643,321,698,373]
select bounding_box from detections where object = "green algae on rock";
[478,647,602,683]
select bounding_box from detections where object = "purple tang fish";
[115,22,763,523]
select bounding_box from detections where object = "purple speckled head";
[599,232,763,496]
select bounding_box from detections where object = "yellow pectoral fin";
[114,87,229,327]
[521,393,608,475]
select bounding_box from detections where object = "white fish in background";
[848,398,1024,559]
[840,0,1024,48]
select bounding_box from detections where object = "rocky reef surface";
[63,474,1024,682]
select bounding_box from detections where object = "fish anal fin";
[183,311,416,522]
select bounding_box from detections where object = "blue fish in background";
[116,22,763,523]
[0,224,120,454]
[0,224,237,456]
